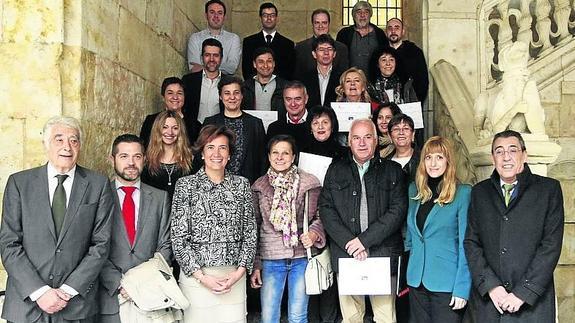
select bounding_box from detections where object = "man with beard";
[385,18,429,103]
[187,0,241,75]
[336,1,388,79]
[98,134,172,322]
[183,38,231,123]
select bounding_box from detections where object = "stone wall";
[0,0,196,296]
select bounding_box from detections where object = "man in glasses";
[294,8,349,79]
[465,130,564,322]
[300,34,342,109]
[241,2,295,80]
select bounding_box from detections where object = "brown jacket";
[251,170,325,269]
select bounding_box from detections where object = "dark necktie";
[121,186,136,245]
[266,34,272,45]
[52,174,68,237]
[503,184,515,207]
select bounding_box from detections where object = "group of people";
[0,1,565,323]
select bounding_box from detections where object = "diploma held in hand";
[338,257,391,295]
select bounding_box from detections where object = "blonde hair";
[146,111,193,175]
[335,67,371,102]
[413,136,457,205]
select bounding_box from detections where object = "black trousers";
[408,285,465,323]
[308,279,341,323]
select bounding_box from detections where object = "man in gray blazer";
[0,116,114,323]
[98,134,172,322]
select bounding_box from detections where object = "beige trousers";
[179,266,246,323]
[339,294,396,323]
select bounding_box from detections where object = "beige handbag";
[303,192,333,295]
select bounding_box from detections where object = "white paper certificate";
[338,257,391,295]
[330,102,371,132]
[244,110,278,131]
[298,152,332,186]
[398,102,424,129]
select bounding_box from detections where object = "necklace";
[162,163,176,186]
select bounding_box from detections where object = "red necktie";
[121,186,136,245]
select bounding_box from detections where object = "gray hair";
[352,1,372,16]
[348,118,377,142]
[42,116,83,150]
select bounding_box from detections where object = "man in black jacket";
[241,2,295,80]
[385,18,429,103]
[300,34,341,109]
[320,119,407,323]
[336,1,389,79]
[464,130,564,323]
[242,46,286,116]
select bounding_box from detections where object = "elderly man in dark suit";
[0,116,114,323]
[98,134,172,322]
[241,2,295,80]
[464,130,564,322]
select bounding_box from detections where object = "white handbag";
[303,192,334,295]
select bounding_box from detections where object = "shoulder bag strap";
[303,191,312,260]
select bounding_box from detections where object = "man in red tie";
[98,134,173,323]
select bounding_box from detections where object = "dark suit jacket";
[464,165,564,322]
[319,155,407,272]
[294,36,349,80]
[242,76,287,117]
[0,164,114,322]
[98,181,172,316]
[182,71,229,122]
[242,31,295,80]
[301,68,341,109]
[203,112,266,184]
[139,111,202,148]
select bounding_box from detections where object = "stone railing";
[480,0,575,88]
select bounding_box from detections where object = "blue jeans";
[261,258,309,323]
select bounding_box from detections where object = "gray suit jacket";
[0,164,114,323]
[98,181,172,316]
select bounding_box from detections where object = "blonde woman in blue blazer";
[405,136,471,323]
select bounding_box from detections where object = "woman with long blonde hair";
[405,136,472,322]
[335,67,372,103]
[141,110,193,198]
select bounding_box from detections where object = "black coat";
[293,36,349,80]
[301,68,341,109]
[242,31,295,80]
[181,71,230,122]
[242,76,287,118]
[394,40,429,103]
[464,165,564,322]
[202,112,266,184]
[319,154,408,272]
[385,147,420,184]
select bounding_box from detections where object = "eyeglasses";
[261,13,276,18]
[316,47,334,53]
[494,146,522,157]
[390,126,413,134]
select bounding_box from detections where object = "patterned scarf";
[267,165,300,247]
[379,135,395,158]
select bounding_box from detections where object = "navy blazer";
[405,183,472,299]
